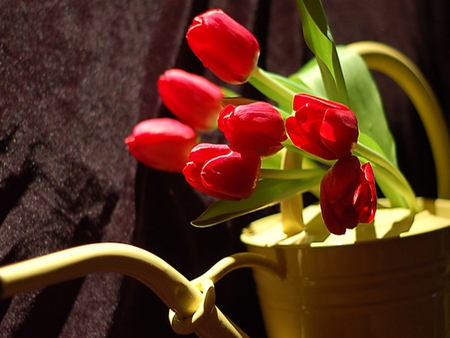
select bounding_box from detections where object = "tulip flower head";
[320,156,377,235]
[186,9,260,84]
[218,102,287,157]
[182,143,261,200]
[157,69,224,131]
[286,93,359,160]
[125,118,198,172]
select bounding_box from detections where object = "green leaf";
[264,72,312,95]
[192,176,322,227]
[358,133,387,159]
[356,133,406,207]
[248,70,293,110]
[291,46,398,167]
[261,152,283,169]
[262,72,312,112]
[220,86,239,98]
[295,0,348,104]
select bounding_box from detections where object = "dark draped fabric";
[0,0,448,336]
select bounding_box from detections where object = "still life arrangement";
[124,0,450,336]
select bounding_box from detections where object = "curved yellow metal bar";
[169,278,248,337]
[0,243,244,337]
[348,41,450,199]
[191,252,284,290]
[0,243,202,317]
[0,242,282,337]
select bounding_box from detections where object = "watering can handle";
[348,41,450,199]
[0,242,282,337]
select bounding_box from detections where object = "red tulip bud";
[320,156,377,235]
[182,143,261,200]
[125,118,198,172]
[157,69,224,131]
[286,94,358,160]
[218,102,287,157]
[186,9,260,84]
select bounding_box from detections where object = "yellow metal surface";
[241,199,450,337]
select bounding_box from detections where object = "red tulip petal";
[320,156,377,235]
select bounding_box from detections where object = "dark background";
[0,0,448,336]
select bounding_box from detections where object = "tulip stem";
[355,143,419,213]
[259,168,324,180]
[249,67,297,109]
[279,149,306,236]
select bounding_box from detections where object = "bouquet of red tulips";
[125,0,418,236]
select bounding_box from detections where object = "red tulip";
[157,69,224,131]
[320,156,377,235]
[182,143,261,200]
[186,9,260,84]
[286,94,359,160]
[218,102,287,157]
[125,118,198,172]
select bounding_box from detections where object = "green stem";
[280,150,306,236]
[259,168,324,180]
[355,143,419,212]
[249,67,297,109]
